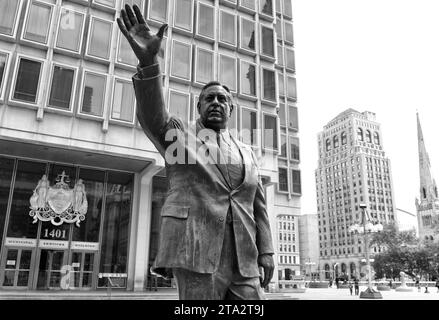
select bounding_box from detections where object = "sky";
[291,0,439,229]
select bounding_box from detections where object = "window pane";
[260,0,273,16]
[171,42,191,80]
[169,91,189,124]
[262,69,276,101]
[278,167,288,192]
[279,103,286,126]
[240,18,255,51]
[283,0,292,17]
[0,157,14,246]
[240,61,256,96]
[285,48,295,70]
[23,2,51,44]
[264,114,278,149]
[99,172,133,287]
[88,18,112,59]
[72,168,105,242]
[261,26,274,57]
[48,66,74,110]
[292,170,301,194]
[81,72,106,116]
[284,21,294,44]
[198,3,214,39]
[276,0,281,14]
[94,0,115,7]
[174,0,192,31]
[0,0,19,35]
[117,35,138,65]
[219,55,236,92]
[280,135,287,158]
[288,105,298,129]
[277,44,284,66]
[149,0,167,22]
[13,58,41,103]
[240,0,255,10]
[275,18,282,41]
[0,53,7,92]
[196,49,213,84]
[112,80,135,122]
[290,136,300,161]
[7,160,45,239]
[278,72,285,96]
[241,108,257,145]
[123,0,143,8]
[220,11,235,45]
[287,76,296,100]
[56,9,84,52]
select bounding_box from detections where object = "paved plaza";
[0,286,438,300]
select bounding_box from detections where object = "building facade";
[315,109,396,280]
[415,113,439,242]
[0,0,300,291]
[298,213,319,280]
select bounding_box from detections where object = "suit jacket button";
[219,217,224,222]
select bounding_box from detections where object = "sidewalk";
[0,286,438,300]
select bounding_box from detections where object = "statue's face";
[198,85,233,131]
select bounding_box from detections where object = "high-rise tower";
[415,113,439,242]
[315,109,396,280]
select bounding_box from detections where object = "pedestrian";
[329,278,333,288]
[116,5,274,300]
[436,279,439,293]
[348,281,353,295]
[415,276,420,292]
[354,278,359,295]
[389,279,393,289]
[335,277,340,289]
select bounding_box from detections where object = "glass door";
[36,249,68,289]
[0,248,34,288]
[69,251,95,289]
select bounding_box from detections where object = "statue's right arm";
[117,5,171,154]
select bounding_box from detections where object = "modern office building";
[298,213,319,280]
[415,113,439,242]
[315,109,396,280]
[0,0,300,291]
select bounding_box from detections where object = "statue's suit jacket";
[133,64,274,278]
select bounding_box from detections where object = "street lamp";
[348,203,383,299]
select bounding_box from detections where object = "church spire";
[417,112,438,201]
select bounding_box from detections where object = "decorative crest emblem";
[29,171,88,227]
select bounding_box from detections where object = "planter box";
[308,282,329,288]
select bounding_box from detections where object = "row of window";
[278,221,295,231]
[279,255,296,265]
[278,168,301,194]
[279,244,296,252]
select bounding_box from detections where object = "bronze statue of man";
[117,5,274,300]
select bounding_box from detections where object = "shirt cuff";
[136,63,161,80]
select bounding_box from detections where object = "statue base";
[359,287,383,299]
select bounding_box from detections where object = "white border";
[278,71,285,97]
[172,0,194,35]
[8,54,45,108]
[0,0,23,40]
[239,105,259,147]
[54,7,86,55]
[194,46,215,86]
[20,0,54,46]
[45,62,79,114]
[92,0,116,10]
[238,16,257,56]
[195,1,216,42]
[218,9,237,48]
[77,69,108,119]
[169,39,192,83]
[286,75,297,101]
[238,0,256,14]
[282,0,293,19]
[120,0,145,11]
[239,59,258,100]
[0,50,11,102]
[116,30,138,67]
[146,0,168,25]
[110,76,137,124]
[262,111,279,152]
[218,53,237,93]
[285,47,295,72]
[283,20,294,45]
[278,101,286,127]
[261,67,277,105]
[168,88,191,124]
[260,24,276,61]
[85,16,114,62]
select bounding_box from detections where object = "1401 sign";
[43,228,67,239]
